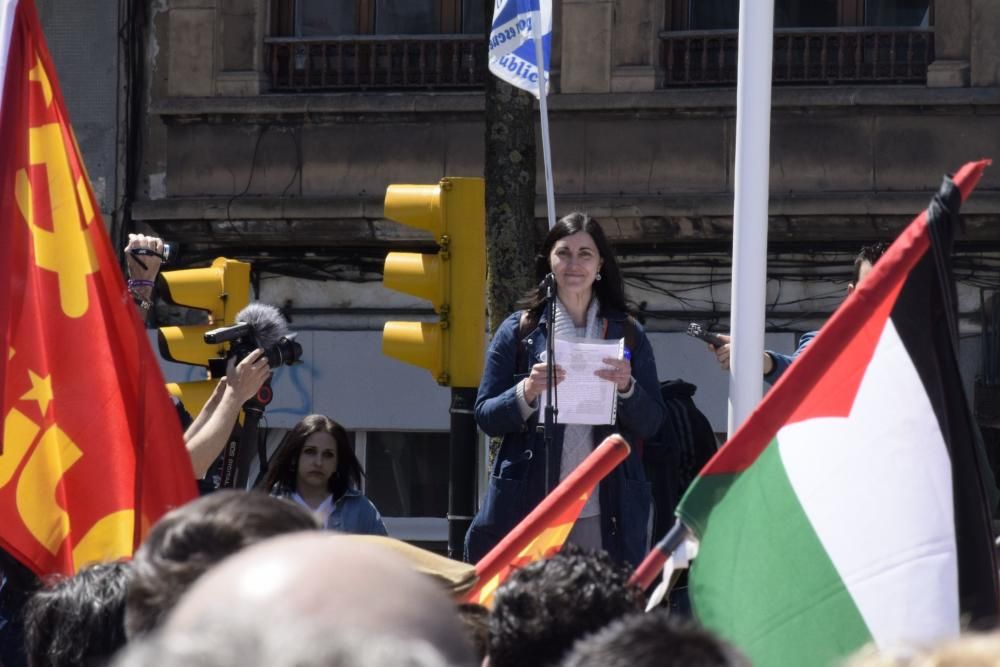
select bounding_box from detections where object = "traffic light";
[156,257,251,415]
[381,177,485,388]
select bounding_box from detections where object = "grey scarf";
[553,297,602,518]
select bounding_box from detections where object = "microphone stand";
[537,273,558,495]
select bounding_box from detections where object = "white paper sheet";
[539,336,624,425]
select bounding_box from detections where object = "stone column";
[167,0,218,97]
[611,0,660,92]
[970,0,1000,86]
[216,0,267,95]
[927,0,970,87]
[560,0,614,93]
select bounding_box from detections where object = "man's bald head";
[166,532,474,666]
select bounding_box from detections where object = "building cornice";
[151,86,1000,119]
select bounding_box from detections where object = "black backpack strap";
[514,311,536,375]
[623,315,637,353]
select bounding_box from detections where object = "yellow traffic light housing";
[156,257,251,370]
[165,380,218,418]
[381,177,485,388]
[382,322,444,380]
[157,324,223,368]
[156,257,251,416]
[159,257,251,325]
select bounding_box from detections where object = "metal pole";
[629,519,691,591]
[727,0,775,437]
[448,387,478,559]
[532,9,556,230]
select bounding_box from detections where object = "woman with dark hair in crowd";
[259,414,387,535]
[465,212,665,568]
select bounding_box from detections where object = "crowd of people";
[18,501,757,667]
[12,511,999,667]
[3,215,992,666]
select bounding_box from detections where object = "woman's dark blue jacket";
[464,306,665,568]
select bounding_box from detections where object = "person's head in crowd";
[559,609,749,667]
[456,603,490,664]
[124,489,318,639]
[488,544,643,667]
[113,620,451,667]
[518,212,628,319]
[892,632,1000,667]
[848,242,888,294]
[841,632,1000,667]
[845,644,914,667]
[23,560,130,667]
[164,532,475,666]
[258,414,364,502]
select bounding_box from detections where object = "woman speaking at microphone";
[465,212,664,568]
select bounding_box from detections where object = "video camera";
[204,303,303,370]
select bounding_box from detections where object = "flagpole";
[532,9,556,230]
[629,520,690,591]
[727,0,775,437]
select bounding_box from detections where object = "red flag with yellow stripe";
[0,0,196,576]
[465,435,631,607]
[467,490,589,607]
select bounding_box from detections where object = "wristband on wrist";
[127,286,154,313]
[132,295,153,312]
[128,279,155,288]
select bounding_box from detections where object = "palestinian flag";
[676,161,999,666]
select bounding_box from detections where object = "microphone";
[234,303,289,350]
[539,272,555,291]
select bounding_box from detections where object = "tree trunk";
[483,2,538,335]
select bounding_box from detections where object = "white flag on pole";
[488,0,552,99]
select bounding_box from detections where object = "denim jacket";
[275,487,388,536]
[465,306,665,567]
[764,330,817,385]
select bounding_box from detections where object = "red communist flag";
[0,0,196,576]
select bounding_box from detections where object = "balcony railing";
[660,27,934,87]
[265,35,487,91]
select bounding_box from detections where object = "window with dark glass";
[688,0,738,30]
[677,0,930,30]
[374,0,440,34]
[865,0,930,26]
[267,0,488,90]
[462,0,486,34]
[297,3,357,36]
[282,0,485,36]
[363,431,449,518]
[774,0,838,28]
[689,0,837,29]
[663,0,934,86]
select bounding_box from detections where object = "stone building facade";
[53,1,1000,539]
[137,0,1000,250]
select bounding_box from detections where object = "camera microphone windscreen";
[234,303,289,350]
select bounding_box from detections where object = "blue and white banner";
[488,0,551,98]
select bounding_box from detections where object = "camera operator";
[121,232,271,481]
[185,349,271,478]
